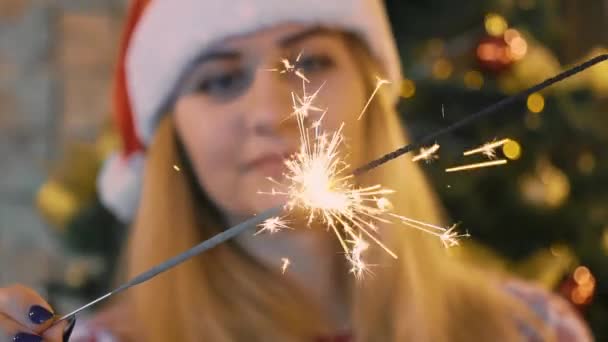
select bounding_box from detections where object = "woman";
[0,0,591,341]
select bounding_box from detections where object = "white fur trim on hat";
[97,151,145,223]
[127,0,402,146]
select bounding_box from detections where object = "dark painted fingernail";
[62,316,77,342]
[13,333,42,342]
[28,305,54,324]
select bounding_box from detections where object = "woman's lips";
[245,154,289,177]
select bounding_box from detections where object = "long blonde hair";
[125,35,549,341]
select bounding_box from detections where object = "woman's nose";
[244,69,295,136]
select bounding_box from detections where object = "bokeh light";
[503,28,521,45]
[602,227,608,255]
[464,70,484,89]
[577,152,596,175]
[502,139,522,160]
[571,265,596,305]
[573,266,592,285]
[527,92,545,113]
[401,78,416,98]
[432,58,453,80]
[508,36,528,60]
[485,13,508,37]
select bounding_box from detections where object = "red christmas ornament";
[558,266,596,311]
[475,35,514,74]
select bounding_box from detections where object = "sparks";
[266,52,310,83]
[280,257,291,274]
[289,84,326,121]
[412,143,441,163]
[259,57,468,277]
[390,213,469,248]
[439,224,470,248]
[463,138,510,159]
[445,159,508,173]
[173,165,181,171]
[357,77,390,120]
[346,235,371,280]
[256,216,292,235]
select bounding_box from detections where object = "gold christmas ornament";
[36,180,79,229]
[37,118,120,230]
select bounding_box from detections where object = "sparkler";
[445,159,508,173]
[412,143,441,163]
[260,79,464,275]
[256,216,292,235]
[261,94,401,260]
[55,53,608,324]
[463,138,510,159]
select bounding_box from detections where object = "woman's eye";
[295,55,335,74]
[195,70,248,97]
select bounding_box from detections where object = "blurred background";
[0,0,606,339]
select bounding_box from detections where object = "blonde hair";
[125,35,550,341]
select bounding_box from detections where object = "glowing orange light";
[503,28,521,45]
[509,36,528,60]
[573,266,592,285]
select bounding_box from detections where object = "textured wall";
[0,0,125,297]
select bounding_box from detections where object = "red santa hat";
[98,0,403,222]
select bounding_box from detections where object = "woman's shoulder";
[502,279,593,342]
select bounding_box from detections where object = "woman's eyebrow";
[278,27,331,48]
[195,50,241,65]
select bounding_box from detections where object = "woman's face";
[174,25,367,223]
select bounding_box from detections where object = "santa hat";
[98,0,403,222]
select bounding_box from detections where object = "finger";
[0,285,55,334]
[0,312,42,342]
[42,317,75,342]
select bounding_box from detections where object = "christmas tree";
[385,0,607,338]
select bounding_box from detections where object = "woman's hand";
[0,284,75,342]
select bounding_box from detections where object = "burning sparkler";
[412,143,441,163]
[261,70,467,276]
[256,216,292,235]
[464,138,510,159]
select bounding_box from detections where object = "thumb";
[42,316,76,342]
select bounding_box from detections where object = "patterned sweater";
[68,280,593,342]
